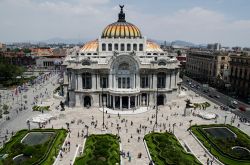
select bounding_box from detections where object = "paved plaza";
[0,76,250,165]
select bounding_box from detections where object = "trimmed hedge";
[74,134,120,165]
[190,124,250,165]
[145,132,201,165]
[0,129,67,165]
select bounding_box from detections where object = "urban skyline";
[0,0,250,47]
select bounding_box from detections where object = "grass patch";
[193,102,210,109]
[32,105,50,111]
[145,132,201,165]
[74,134,120,165]
[190,124,250,165]
[0,129,67,165]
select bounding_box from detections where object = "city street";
[182,76,250,121]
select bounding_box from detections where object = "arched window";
[93,53,97,55]
[121,43,125,51]
[153,53,157,55]
[127,44,131,51]
[102,43,106,51]
[82,73,92,89]
[82,60,91,66]
[139,44,143,51]
[114,43,118,51]
[108,43,112,51]
[133,44,137,51]
[81,53,85,56]
[158,61,166,66]
[87,53,91,55]
[157,72,166,88]
[118,63,129,70]
[147,53,151,55]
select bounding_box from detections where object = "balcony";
[109,88,140,94]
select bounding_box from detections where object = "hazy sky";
[0,0,250,47]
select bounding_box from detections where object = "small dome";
[101,5,142,39]
[80,40,98,52]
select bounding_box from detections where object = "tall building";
[229,53,250,98]
[62,6,181,109]
[186,51,229,84]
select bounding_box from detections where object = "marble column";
[78,74,82,90]
[113,96,115,109]
[92,74,96,90]
[166,73,170,90]
[120,96,122,110]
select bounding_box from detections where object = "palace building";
[62,6,181,109]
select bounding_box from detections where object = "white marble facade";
[62,6,181,109]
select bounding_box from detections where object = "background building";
[229,53,250,99]
[186,51,229,85]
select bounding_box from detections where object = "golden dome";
[80,40,98,52]
[101,5,142,39]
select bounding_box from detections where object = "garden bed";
[32,105,50,112]
[0,129,67,165]
[190,124,250,165]
[74,134,120,165]
[144,132,201,165]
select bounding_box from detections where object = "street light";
[172,123,176,134]
[102,81,105,130]
[155,84,159,127]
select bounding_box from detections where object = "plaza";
[0,71,249,164]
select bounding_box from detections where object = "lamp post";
[172,123,176,134]
[102,81,105,130]
[155,84,159,127]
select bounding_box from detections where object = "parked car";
[214,95,220,98]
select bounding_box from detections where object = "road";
[182,76,250,122]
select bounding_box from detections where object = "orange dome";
[102,22,142,38]
[101,5,142,39]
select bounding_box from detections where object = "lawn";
[74,134,120,165]
[0,129,67,165]
[144,132,201,165]
[190,124,250,165]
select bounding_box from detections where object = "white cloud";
[131,7,250,46]
[0,1,249,47]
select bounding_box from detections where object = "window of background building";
[139,44,143,51]
[127,44,131,51]
[133,44,137,51]
[114,44,118,51]
[121,43,125,51]
[141,75,149,88]
[100,75,108,88]
[102,43,106,51]
[157,72,166,88]
[108,43,112,51]
[82,73,92,89]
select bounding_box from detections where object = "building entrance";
[84,96,91,107]
[122,96,128,109]
[157,95,164,105]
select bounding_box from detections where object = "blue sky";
[0,0,250,47]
